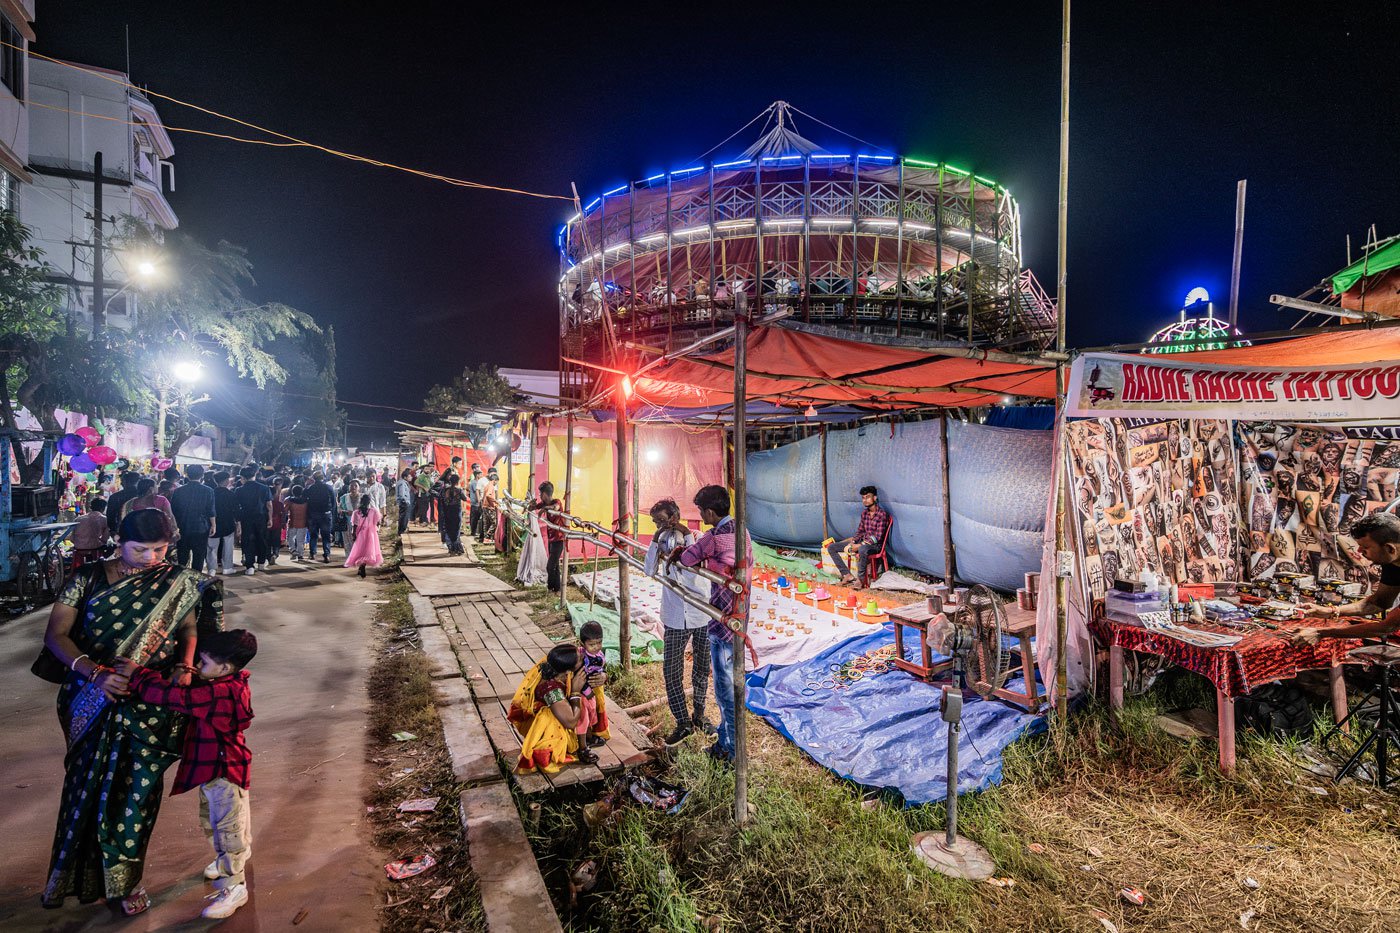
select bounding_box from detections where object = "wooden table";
[1094,614,1356,775]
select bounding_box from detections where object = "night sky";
[37,2,1399,445]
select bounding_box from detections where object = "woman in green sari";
[40,508,223,916]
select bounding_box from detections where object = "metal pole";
[967,175,977,344]
[631,422,640,537]
[614,392,633,671]
[939,411,956,587]
[560,415,574,609]
[1228,179,1247,331]
[91,151,105,339]
[732,294,751,825]
[895,159,905,336]
[1054,0,1072,723]
[934,165,946,340]
[945,717,960,846]
[525,416,539,505]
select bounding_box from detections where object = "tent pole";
[525,415,538,508]
[561,415,574,611]
[939,411,956,587]
[732,295,751,825]
[1054,0,1072,722]
[631,422,640,537]
[820,423,829,542]
[615,392,633,672]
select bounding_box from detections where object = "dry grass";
[536,652,1400,933]
[363,518,486,932]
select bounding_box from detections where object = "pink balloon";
[153,457,174,471]
[75,426,102,446]
[88,445,118,466]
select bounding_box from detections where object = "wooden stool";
[887,603,953,682]
[993,609,1042,712]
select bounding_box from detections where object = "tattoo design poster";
[1236,422,1400,583]
[1065,418,1241,600]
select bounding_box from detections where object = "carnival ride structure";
[557,103,1057,406]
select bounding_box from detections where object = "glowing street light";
[171,359,203,383]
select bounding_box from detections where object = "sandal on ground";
[576,749,599,765]
[120,888,150,916]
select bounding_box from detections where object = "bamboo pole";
[820,424,830,542]
[939,411,957,587]
[1054,0,1072,722]
[561,415,574,610]
[614,392,633,672]
[731,294,751,825]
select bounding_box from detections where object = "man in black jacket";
[304,471,337,563]
[234,465,273,575]
[170,464,216,571]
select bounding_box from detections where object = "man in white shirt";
[645,498,712,746]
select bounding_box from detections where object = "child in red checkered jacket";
[115,629,257,920]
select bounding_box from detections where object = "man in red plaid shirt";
[116,629,257,920]
[826,485,892,587]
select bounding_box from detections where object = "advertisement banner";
[1068,353,1400,421]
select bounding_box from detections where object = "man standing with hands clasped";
[1290,512,1400,645]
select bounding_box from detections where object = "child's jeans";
[709,634,736,757]
[288,527,307,558]
[200,778,252,890]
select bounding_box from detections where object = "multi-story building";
[0,1,34,213]
[23,55,177,332]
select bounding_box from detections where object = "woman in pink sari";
[344,494,383,578]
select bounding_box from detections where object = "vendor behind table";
[1289,513,1400,646]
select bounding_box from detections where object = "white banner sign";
[1068,353,1400,421]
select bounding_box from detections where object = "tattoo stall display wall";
[1065,418,1242,601]
[1237,423,1400,583]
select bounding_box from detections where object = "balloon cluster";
[59,423,118,477]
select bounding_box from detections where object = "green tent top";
[1332,237,1400,294]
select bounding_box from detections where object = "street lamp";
[154,358,206,459]
[103,255,162,319]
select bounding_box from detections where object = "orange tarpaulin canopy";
[633,326,1056,410]
[1160,324,1400,366]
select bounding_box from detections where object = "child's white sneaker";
[202,883,248,918]
[203,860,221,880]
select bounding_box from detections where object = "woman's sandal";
[120,888,150,916]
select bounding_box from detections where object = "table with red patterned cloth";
[1091,614,1359,774]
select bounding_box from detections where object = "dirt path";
[0,560,384,931]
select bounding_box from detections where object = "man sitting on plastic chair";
[826,485,892,589]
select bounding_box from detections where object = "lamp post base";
[911,831,996,880]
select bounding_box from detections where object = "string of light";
[10,43,571,201]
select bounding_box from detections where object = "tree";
[120,228,323,457]
[223,326,345,464]
[0,211,73,480]
[423,363,522,415]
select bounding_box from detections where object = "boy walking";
[116,630,258,919]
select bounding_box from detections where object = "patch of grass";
[365,514,486,933]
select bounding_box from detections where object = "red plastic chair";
[859,519,892,588]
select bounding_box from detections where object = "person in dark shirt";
[170,465,218,572]
[233,466,273,575]
[205,471,238,574]
[303,472,336,563]
[104,472,141,536]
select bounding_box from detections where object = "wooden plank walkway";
[402,564,515,596]
[401,527,479,566]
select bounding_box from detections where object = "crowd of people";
[68,462,387,578]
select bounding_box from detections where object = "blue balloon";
[57,433,86,456]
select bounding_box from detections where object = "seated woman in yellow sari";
[507,645,600,773]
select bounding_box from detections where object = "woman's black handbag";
[30,564,103,684]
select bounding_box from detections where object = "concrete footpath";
[0,559,383,931]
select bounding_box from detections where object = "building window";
[0,15,22,97]
[0,168,17,217]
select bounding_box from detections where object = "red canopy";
[633,326,1056,410]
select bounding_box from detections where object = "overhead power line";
[13,43,571,201]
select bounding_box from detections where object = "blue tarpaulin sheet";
[745,626,1047,805]
[745,419,1051,591]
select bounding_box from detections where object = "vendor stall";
[1044,323,1400,772]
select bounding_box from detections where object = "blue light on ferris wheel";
[1184,286,1211,307]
